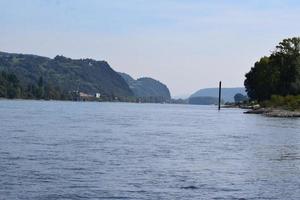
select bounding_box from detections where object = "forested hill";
[0,51,133,97]
[118,72,171,100]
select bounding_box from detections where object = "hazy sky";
[1,0,300,97]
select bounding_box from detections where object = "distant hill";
[0,52,133,97]
[119,72,171,100]
[189,96,221,105]
[190,87,247,103]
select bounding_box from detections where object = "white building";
[95,93,101,98]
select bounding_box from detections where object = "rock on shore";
[244,108,300,118]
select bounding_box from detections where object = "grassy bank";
[261,95,300,111]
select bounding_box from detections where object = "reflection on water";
[0,100,300,199]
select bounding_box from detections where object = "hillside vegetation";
[0,71,67,100]
[119,72,171,102]
[0,52,133,98]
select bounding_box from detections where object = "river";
[0,100,300,199]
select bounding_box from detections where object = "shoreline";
[244,108,300,118]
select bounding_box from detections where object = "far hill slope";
[0,52,133,97]
[119,72,171,100]
[190,87,247,103]
[189,96,221,105]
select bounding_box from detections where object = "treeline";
[0,71,169,103]
[245,37,300,101]
[0,71,69,100]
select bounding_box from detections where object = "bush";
[263,95,300,111]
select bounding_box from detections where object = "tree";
[245,57,280,101]
[244,37,300,101]
[271,38,300,95]
[35,76,45,99]
[234,93,248,103]
[0,71,22,98]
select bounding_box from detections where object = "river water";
[0,100,300,200]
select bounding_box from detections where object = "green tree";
[36,76,45,99]
[272,38,300,95]
[0,71,22,98]
[245,37,300,101]
[234,93,248,103]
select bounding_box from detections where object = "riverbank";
[244,107,300,118]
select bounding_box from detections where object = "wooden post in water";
[218,81,222,110]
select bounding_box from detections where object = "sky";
[1,0,300,97]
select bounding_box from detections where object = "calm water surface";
[1,100,300,200]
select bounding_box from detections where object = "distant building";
[79,92,93,101]
[79,92,92,98]
[95,93,101,98]
[71,91,101,101]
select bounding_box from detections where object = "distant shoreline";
[0,98,173,105]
